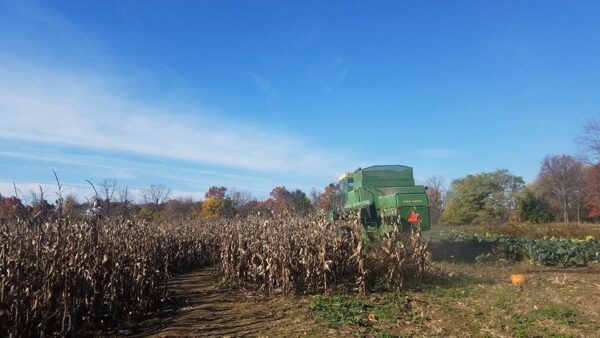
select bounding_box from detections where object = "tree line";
[0,179,338,223]
[430,117,600,225]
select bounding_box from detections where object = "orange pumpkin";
[511,273,526,285]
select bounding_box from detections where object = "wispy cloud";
[307,56,350,92]
[0,1,347,197]
[0,140,316,197]
[0,146,137,180]
[0,60,338,174]
[247,71,277,110]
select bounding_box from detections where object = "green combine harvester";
[331,165,431,231]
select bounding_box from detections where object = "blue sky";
[1,0,599,201]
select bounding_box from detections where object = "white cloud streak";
[0,1,345,197]
[0,61,337,174]
[0,143,312,198]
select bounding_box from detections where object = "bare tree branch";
[118,185,130,216]
[537,155,584,223]
[98,179,118,216]
[578,117,600,161]
[142,184,171,207]
[425,176,447,225]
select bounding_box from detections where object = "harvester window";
[348,178,354,190]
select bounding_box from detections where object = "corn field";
[0,213,428,336]
[218,214,429,294]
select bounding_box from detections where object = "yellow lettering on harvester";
[402,200,423,203]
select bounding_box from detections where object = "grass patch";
[309,265,599,337]
[423,271,495,289]
[532,307,582,326]
[426,286,472,299]
[309,292,429,329]
[511,306,583,337]
[493,292,511,311]
[309,295,368,328]
[420,271,492,300]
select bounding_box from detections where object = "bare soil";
[122,262,600,337]
[129,268,327,337]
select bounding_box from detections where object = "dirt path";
[116,263,600,337]
[132,267,323,337]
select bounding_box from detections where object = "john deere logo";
[402,200,423,204]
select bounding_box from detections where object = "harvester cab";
[330,165,431,231]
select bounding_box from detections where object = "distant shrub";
[518,191,554,223]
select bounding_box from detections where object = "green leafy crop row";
[429,232,600,266]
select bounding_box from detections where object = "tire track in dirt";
[134,267,324,337]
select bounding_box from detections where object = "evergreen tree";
[518,191,554,223]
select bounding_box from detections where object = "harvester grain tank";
[332,165,431,230]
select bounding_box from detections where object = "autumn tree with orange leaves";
[265,186,290,215]
[315,183,339,211]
